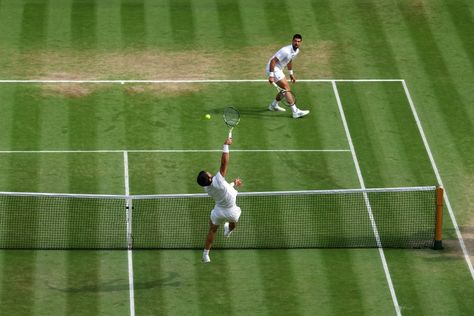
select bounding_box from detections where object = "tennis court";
[0,0,473,315]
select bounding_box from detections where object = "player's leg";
[277,77,310,118]
[268,69,287,112]
[203,209,223,263]
[274,76,310,118]
[224,207,241,238]
[276,78,296,105]
[203,221,219,263]
[223,222,236,237]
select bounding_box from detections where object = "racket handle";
[228,130,233,138]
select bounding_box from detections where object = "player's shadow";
[210,107,290,119]
[47,272,180,293]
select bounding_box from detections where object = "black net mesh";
[0,187,437,249]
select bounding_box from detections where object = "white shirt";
[267,44,300,71]
[204,171,238,210]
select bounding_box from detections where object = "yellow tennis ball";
[205,114,211,119]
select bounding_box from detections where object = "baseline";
[0,79,403,84]
[0,149,350,154]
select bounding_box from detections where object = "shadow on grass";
[47,272,180,293]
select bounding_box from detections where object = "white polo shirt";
[267,44,300,71]
[204,171,237,210]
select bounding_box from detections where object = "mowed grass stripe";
[310,1,356,78]
[262,0,293,42]
[444,0,474,70]
[97,0,121,50]
[0,251,37,315]
[237,89,305,315]
[335,83,437,188]
[352,0,402,79]
[20,0,47,50]
[1,76,42,315]
[318,250,371,314]
[168,0,196,50]
[132,249,402,314]
[133,250,203,315]
[215,0,248,49]
[196,252,235,315]
[397,2,473,169]
[0,86,16,149]
[385,249,474,315]
[39,85,70,150]
[45,0,72,49]
[66,93,100,314]
[121,0,146,48]
[143,0,172,48]
[238,0,272,40]
[71,0,96,49]
[0,0,24,59]
[95,86,126,150]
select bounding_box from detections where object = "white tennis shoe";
[202,253,211,263]
[292,109,310,118]
[224,222,233,238]
[268,103,287,112]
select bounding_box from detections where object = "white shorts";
[210,206,241,225]
[266,67,285,82]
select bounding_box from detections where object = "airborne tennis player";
[266,33,310,118]
[197,137,242,263]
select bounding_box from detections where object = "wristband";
[289,70,294,75]
[223,144,229,153]
[230,182,235,187]
[269,71,275,77]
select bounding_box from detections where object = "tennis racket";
[272,82,296,106]
[223,106,240,138]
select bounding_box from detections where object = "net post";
[434,186,444,250]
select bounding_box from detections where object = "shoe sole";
[293,112,310,118]
[268,106,286,112]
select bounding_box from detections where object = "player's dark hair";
[293,34,302,40]
[197,171,212,187]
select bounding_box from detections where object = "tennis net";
[0,186,443,249]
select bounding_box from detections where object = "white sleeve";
[274,47,288,62]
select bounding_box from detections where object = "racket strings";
[224,108,240,127]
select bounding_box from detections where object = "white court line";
[0,149,350,154]
[332,81,402,316]
[402,80,474,281]
[123,151,136,316]
[0,79,403,83]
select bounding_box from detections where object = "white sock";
[203,249,209,256]
[290,105,298,113]
[272,99,279,106]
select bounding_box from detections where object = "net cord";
[0,186,436,200]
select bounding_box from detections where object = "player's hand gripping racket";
[223,106,240,138]
[272,82,296,106]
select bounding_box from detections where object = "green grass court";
[0,0,473,315]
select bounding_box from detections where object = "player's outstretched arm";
[219,138,232,177]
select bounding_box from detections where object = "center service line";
[123,151,136,316]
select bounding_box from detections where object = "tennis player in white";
[197,137,242,263]
[266,34,310,118]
